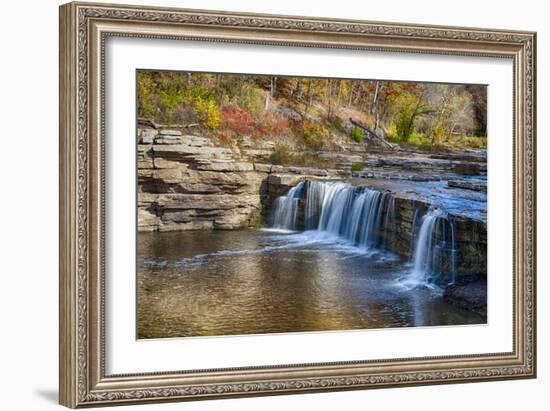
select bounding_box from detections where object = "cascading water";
[382,195,396,248]
[271,180,396,250]
[271,181,305,230]
[271,180,458,286]
[409,205,456,286]
[409,208,420,260]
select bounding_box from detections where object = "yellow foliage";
[302,121,330,150]
[192,96,220,130]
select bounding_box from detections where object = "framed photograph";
[59,1,537,408]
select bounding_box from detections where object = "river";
[138,228,485,339]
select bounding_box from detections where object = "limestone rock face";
[390,196,486,277]
[138,126,268,231]
[138,128,157,144]
[137,124,350,231]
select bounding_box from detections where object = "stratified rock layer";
[137,125,344,231]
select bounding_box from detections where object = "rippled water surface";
[138,230,485,338]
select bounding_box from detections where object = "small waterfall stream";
[271,182,305,230]
[410,205,456,286]
[270,180,457,286]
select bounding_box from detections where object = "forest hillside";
[137,71,487,165]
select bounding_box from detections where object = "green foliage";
[388,123,485,151]
[351,163,364,172]
[237,82,264,115]
[444,135,487,149]
[137,71,221,129]
[393,93,421,142]
[301,121,330,150]
[350,126,364,143]
[180,84,221,130]
[407,132,432,146]
[389,127,440,151]
[431,124,448,144]
[461,136,487,149]
[137,72,158,119]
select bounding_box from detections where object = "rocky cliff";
[137,123,346,231]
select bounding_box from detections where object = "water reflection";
[138,230,485,339]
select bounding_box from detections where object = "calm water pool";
[137,229,485,339]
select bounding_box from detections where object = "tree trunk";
[348,82,354,107]
[296,78,304,98]
[305,80,313,112]
[270,76,277,97]
[326,80,334,120]
[370,81,380,115]
[405,96,424,139]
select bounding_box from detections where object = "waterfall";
[271,181,305,230]
[382,195,396,248]
[270,180,458,286]
[272,181,395,249]
[409,208,420,260]
[410,205,456,286]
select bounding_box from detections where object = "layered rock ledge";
[137,125,346,231]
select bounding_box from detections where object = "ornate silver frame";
[59,1,536,408]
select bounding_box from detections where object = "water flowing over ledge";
[271,180,464,287]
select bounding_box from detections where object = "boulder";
[301,168,329,177]
[270,165,285,173]
[444,277,487,317]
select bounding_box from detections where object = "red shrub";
[220,105,292,140]
[263,112,290,137]
[220,105,264,138]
